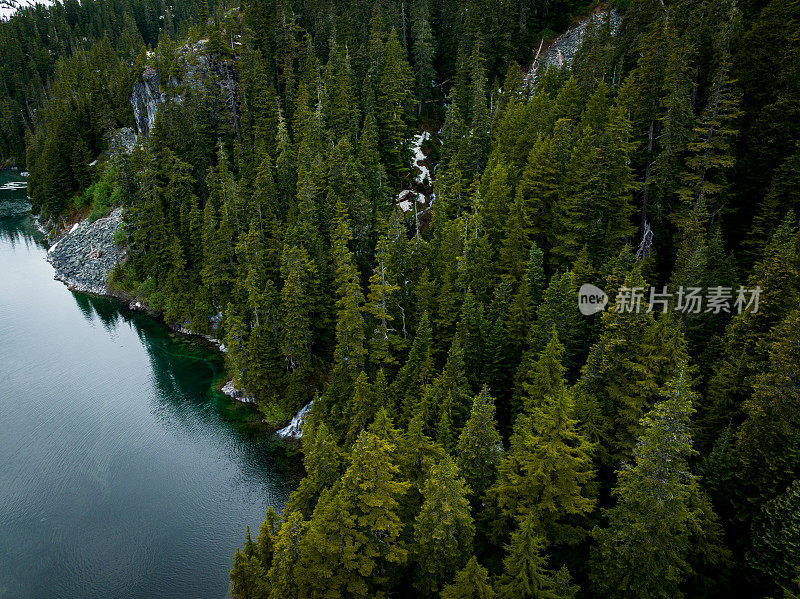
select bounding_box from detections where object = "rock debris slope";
[46,209,125,295]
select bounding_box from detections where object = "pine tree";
[674,1,742,226]
[345,372,376,445]
[377,28,414,180]
[702,216,800,449]
[392,312,433,423]
[266,511,308,598]
[527,270,582,373]
[456,386,503,504]
[297,431,409,598]
[366,231,401,368]
[495,513,558,599]
[440,556,496,599]
[397,412,447,528]
[255,507,279,570]
[517,327,567,415]
[590,370,729,599]
[332,201,367,374]
[413,455,475,595]
[230,539,268,599]
[488,382,594,547]
[735,310,800,505]
[410,0,435,106]
[747,478,800,591]
[286,422,343,517]
[575,273,690,471]
[279,246,316,377]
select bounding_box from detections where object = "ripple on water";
[0,189,297,599]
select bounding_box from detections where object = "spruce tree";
[413,455,475,595]
[440,556,496,599]
[332,201,367,374]
[366,231,401,368]
[297,431,409,598]
[488,383,594,548]
[590,370,729,599]
[495,513,558,599]
[456,386,503,504]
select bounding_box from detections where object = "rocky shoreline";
[46,208,126,295]
[40,204,310,437]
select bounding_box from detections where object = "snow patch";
[411,131,431,185]
[397,190,425,213]
[0,0,53,20]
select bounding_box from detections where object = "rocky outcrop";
[108,127,138,157]
[526,9,621,84]
[220,380,257,404]
[130,40,238,138]
[179,39,238,115]
[131,67,165,137]
[46,208,125,295]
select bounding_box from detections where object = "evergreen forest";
[3,0,800,596]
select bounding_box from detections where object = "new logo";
[578,284,608,315]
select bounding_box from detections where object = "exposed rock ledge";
[220,380,257,405]
[46,208,125,295]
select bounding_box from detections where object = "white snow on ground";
[70,222,80,234]
[395,132,432,212]
[397,190,425,213]
[0,0,53,20]
[411,131,431,184]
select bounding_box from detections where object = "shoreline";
[24,200,308,440]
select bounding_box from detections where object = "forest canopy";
[6,0,800,597]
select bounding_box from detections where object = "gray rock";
[131,41,238,139]
[526,9,621,84]
[221,380,257,405]
[131,66,164,137]
[46,208,126,295]
[108,127,138,157]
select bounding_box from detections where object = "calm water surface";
[0,171,298,598]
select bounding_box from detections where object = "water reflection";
[65,256,302,490]
[0,213,47,249]
[0,171,299,598]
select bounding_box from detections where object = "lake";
[0,171,297,598]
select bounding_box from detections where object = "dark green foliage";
[456,386,502,504]
[413,455,475,595]
[590,370,729,599]
[440,556,496,599]
[495,513,560,599]
[11,0,798,595]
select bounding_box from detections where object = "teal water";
[0,171,298,598]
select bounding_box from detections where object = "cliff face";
[131,66,164,137]
[130,40,238,138]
